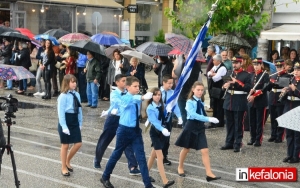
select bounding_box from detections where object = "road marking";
[10,128,296,188]
[2,165,86,188]
[10,137,232,188]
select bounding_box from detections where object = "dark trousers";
[51,67,58,92]
[162,114,173,158]
[225,110,245,149]
[270,105,285,141]
[58,69,65,88]
[102,125,153,188]
[77,67,87,102]
[286,129,300,159]
[207,79,214,108]
[99,72,110,99]
[43,70,52,98]
[178,97,187,127]
[212,98,224,127]
[249,106,267,144]
[95,115,138,170]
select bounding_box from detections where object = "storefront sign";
[127,4,138,13]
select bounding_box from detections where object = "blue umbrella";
[263,60,276,74]
[120,38,130,44]
[34,34,60,46]
[91,33,122,46]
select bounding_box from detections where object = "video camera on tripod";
[0,94,20,188]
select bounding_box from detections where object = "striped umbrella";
[58,33,91,45]
[208,34,251,49]
[136,42,173,56]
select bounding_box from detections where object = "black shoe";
[61,171,70,176]
[206,124,216,129]
[253,142,261,147]
[163,180,175,188]
[149,176,155,182]
[178,172,186,177]
[100,178,114,188]
[247,141,255,145]
[66,166,73,172]
[86,104,91,107]
[283,157,292,163]
[206,176,221,182]
[268,137,276,142]
[288,158,299,163]
[52,91,59,97]
[163,158,172,165]
[274,139,282,143]
[220,145,233,150]
[233,148,241,152]
[42,96,51,100]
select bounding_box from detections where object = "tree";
[164,0,269,39]
[154,29,166,43]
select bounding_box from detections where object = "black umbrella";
[69,40,106,60]
[43,28,70,39]
[0,31,30,42]
[0,26,18,35]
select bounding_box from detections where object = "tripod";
[1,112,20,188]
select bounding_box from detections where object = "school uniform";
[160,87,182,158]
[147,102,168,150]
[94,88,138,170]
[175,96,209,150]
[102,93,153,188]
[283,75,300,163]
[248,68,269,146]
[57,91,82,144]
[222,68,251,151]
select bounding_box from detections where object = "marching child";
[146,87,175,188]
[175,81,221,182]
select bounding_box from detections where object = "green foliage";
[164,0,270,39]
[154,29,166,43]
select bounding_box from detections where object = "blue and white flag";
[165,18,211,113]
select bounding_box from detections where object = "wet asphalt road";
[0,70,299,188]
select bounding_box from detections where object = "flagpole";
[165,0,220,123]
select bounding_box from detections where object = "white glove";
[162,128,170,136]
[208,117,219,124]
[100,110,108,117]
[145,119,150,127]
[62,128,70,135]
[79,126,82,130]
[178,117,183,124]
[166,105,172,113]
[111,109,118,115]
[143,92,153,100]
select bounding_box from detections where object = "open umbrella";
[136,42,173,56]
[34,34,60,45]
[0,64,35,80]
[262,60,276,74]
[58,33,91,45]
[105,44,133,59]
[68,40,106,60]
[102,31,119,37]
[0,26,18,34]
[0,31,30,42]
[208,34,251,49]
[91,33,122,46]
[168,49,183,56]
[277,106,300,132]
[15,28,35,40]
[43,28,70,39]
[121,50,156,65]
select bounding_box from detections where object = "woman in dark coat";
[126,57,148,94]
[16,42,31,94]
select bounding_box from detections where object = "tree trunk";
[257,0,274,60]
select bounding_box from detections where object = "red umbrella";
[168,49,183,55]
[15,28,35,40]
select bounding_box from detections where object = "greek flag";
[165,18,211,113]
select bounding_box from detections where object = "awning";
[260,24,300,41]
[27,0,123,8]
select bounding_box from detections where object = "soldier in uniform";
[267,59,292,143]
[221,56,251,152]
[282,62,300,163]
[247,58,269,147]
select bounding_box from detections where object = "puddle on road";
[18,102,53,109]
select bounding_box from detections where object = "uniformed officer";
[282,62,300,163]
[267,59,292,143]
[221,56,251,152]
[247,58,269,147]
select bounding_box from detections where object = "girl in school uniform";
[57,74,82,176]
[146,88,175,188]
[175,81,221,182]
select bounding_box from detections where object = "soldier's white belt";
[287,96,300,101]
[271,88,282,92]
[227,90,247,94]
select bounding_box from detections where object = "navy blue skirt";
[58,113,82,144]
[150,126,167,150]
[175,119,207,150]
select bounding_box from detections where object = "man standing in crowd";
[205,46,216,112]
[221,50,232,71]
[207,54,227,128]
[221,56,251,152]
